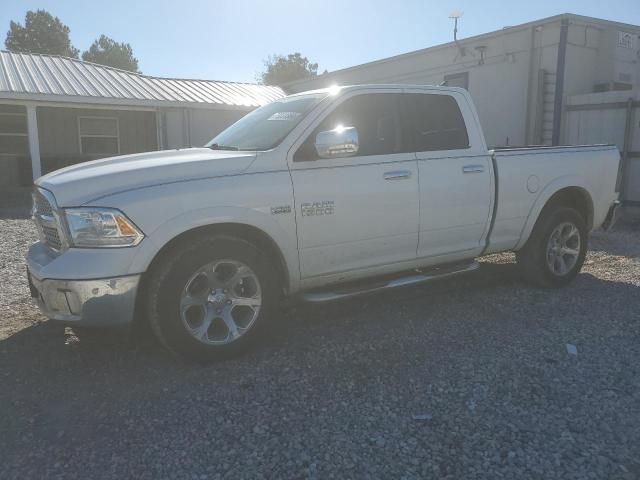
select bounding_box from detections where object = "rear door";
[400,90,493,260]
[289,91,420,281]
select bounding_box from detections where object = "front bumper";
[27,270,140,326]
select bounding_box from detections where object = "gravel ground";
[1,219,639,479]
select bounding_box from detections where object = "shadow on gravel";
[0,262,519,362]
[589,224,640,258]
[1,261,636,375]
[2,259,640,478]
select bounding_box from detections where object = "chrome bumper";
[27,272,140,326]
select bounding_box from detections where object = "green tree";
[5,9,79,57]
[259,52,318,86]
[82,35,140,73]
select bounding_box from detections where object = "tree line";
[5,10,140,73]
[4,9,321,85]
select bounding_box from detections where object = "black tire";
[145,234,279,362]
[516,207,588,288]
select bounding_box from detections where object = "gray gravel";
[1,218,639,479]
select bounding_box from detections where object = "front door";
[289,91,420,281]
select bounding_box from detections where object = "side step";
[301,260,480,303]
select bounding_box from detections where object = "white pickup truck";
[27,85,621,361]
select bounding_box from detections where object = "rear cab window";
[399,93,469,152]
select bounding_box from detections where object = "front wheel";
[146,234,279,362]
[516,207,588,288]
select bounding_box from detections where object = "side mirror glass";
[314,126,359,158]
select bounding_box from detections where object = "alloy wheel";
[546,222,581,276]
[179,260,262,345]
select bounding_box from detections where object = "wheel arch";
[129,206,300,306]
[543,187,594,228]
[146,222,291,292]
[133,220,292,329]
[515,178,594,250]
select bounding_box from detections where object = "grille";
[33,190,54,217]
[32,188,64,250]
[41,225,62,250]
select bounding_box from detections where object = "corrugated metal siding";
[565,90,640,202]
[0,50,285,107]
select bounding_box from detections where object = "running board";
[301,261,480,303]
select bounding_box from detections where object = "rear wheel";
[146,234,279,362]
[516,207,587,288]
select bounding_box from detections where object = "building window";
[0,109,28,155]
[78,116,120,155]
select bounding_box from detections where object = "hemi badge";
[271,205,291,215]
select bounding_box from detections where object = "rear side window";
[294,93,401,161]
[400,94,469,152]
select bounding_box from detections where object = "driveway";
[1,219,639,479]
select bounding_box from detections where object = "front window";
[205,93,327,151]
[294,93,402,161]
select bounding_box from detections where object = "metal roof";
[0,50,285,109]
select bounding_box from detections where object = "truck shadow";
[1,260,636,372]
[2,259,639,460]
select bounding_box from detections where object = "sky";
[1,0,639,83]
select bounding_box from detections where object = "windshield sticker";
[267,112,302,121]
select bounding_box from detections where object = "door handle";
[462,164,485,174]
[384,170,412,180]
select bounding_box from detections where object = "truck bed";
[486,144,621,254]
[492,144,616,152]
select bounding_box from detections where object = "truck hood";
[36,148,257,206]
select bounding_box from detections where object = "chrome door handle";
[462,164,485,174]
[384,170,412,180]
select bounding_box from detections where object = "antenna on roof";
[448,10,463,42]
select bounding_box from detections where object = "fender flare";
[514,175,594,250]
[127,206,300,293]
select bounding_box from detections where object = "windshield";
[206,93,328,151]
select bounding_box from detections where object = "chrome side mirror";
[314,126,359,158]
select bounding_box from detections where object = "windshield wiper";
[208,143,239,151]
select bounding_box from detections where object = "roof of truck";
[288,84,465,96]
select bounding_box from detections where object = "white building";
[286,13,640,150]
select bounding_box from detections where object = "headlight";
[64,208,144,247]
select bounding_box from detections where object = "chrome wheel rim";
[179,260,261,345]
[546,222,581,276]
